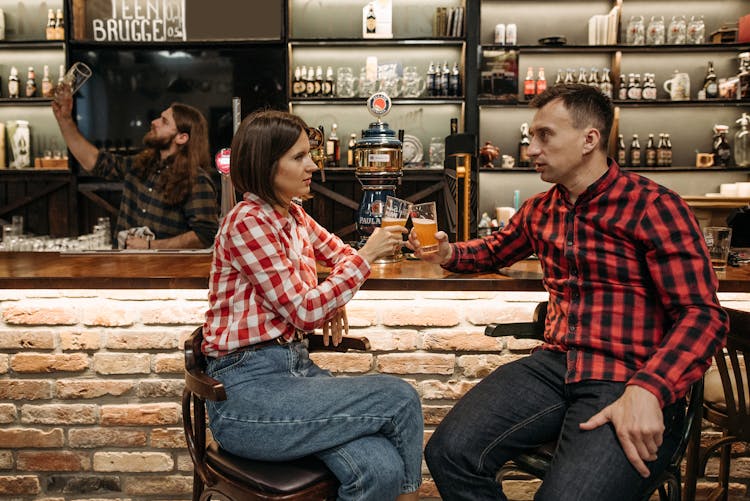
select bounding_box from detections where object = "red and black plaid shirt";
[202,193,370,358]
[445,161,727,406]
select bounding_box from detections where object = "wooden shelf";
[0,97,53,106]
[480,42,750,53]
[0,41,65,50]
[478,99,750,108]
[290,38,465,47]
[290,97,463,104]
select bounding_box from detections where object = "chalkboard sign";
[71,0,282,42]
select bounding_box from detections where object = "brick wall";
[0,288,748,500]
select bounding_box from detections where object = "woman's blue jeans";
[425,350,685,501]
[205,340,423,501]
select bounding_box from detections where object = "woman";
[202,109,423,501]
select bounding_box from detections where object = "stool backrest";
[713,308,750,437]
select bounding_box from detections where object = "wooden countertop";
[1,251,749,292]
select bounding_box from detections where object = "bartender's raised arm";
[51,84,99,172]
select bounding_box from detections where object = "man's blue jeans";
[425,350,685,501]
[205,340,423,501]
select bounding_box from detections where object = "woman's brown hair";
[230,109,309,208]
[132,103,211,205]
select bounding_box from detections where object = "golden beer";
[412,217,438,253]
[381,217,408,228]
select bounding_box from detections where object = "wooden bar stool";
[182,327,370,501]
[683,307,750,501]
[485,302,704,501]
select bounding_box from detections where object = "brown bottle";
[645,134,657,167]
[616,134,626,166]
[25,67,37,98]
[628,134,641,167]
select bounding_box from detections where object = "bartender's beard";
[142,130,177,151]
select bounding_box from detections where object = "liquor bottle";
[25,67,36,98]
[323,66,334,96]
[736,113,750,168]
[54,8,64,40]
[523,67,535,101]
[618,73,628,100]
[7,66,18,98]
[664,133,673,166]
[713,126,731,167]
[326,123,340,167]
[450,117,458,135]
[629,133,641,167]
[588,67,599,88]
[739,52,750,101]
[366,3,376,34]
[656,133,667,166]
[642,73,657,100]
[449,62,461,97]
[703,61,719,99]
[440,62,450,97]
[57,64,65,87]
[577,67,587,84]
[305,67,315,97]
[45,9,56,40]
[314,66,323,96]
[616,134,627,166]
[347,133,357,167]
[564,68,574,84]
[599,68,613,99]
[41,65,53,98]
[535,67,547,95]
[645,133,657,166]
[426,62,437,97]
[555,69,564,86]
[518,122,531,167]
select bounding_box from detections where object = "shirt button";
[571,267,578,276]
[149,188,153,192]
[142,209,146,213]
[569,324,577,333]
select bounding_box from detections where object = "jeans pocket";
[206,350,253,379]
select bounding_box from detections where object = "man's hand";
[405,229,452,264]
[322,307,348,347]
[579,385,664,478]
[125,236,151,250]
[51,83,73,124]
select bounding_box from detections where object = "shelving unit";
[475,0,750,215]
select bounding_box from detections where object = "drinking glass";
[336,67,358,98]
[382,196,412,259]
[686,15,705,44]
[55,62,92,95]
[703,226,733,272]
[646,16,665,45]
[402,66,427,98]
[429,137,445,168]
[626,16,645,45]
[381,196,412,228]
[11,215,23,235]
[667,16,686,44]
[410,202,439,253]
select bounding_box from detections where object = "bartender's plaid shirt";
[202,193,370,358]
[445,160,727,406]
[93,151,219,246]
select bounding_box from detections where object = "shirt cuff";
[627,371,674,408]
[440,243,460,270]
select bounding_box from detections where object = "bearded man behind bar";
[52,84,219,249]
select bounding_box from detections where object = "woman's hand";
[357,226,407,264]
[323,307,348,346]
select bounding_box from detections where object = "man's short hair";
[530,83,614,151]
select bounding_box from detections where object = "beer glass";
[381,196,412,229]
[55,62,92,96]
[411,201,439,253]
[703,226,732,272]
[382,196,412,261]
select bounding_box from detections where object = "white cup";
[736,182,750,197]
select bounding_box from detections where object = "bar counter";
[1,251,750,292]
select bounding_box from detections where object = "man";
[412,84,728,500]
[52,86,219,249]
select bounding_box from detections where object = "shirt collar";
[242,192,304,232]
[556,157,621,205]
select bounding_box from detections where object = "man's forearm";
[56,117,99,172]
[151,230,206,249]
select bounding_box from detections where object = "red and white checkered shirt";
[202,193,370,358]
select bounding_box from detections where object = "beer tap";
[308,125,326,182]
